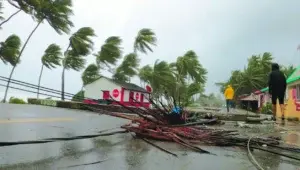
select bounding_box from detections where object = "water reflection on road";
[0,104,300,170]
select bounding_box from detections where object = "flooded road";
[0,104,299,170]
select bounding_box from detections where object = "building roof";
[85,76,150,93]
[240,93,259,101]
[260,65,300,93]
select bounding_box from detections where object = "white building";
[84,77,152,108]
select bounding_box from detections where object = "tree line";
[216,52,296,98]
[0,0,207,107]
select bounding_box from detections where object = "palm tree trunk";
[0,9,21,27]
[61,44,71,101]
[61,67,66,100]
[3,21,42,103]
[37,65,44,99]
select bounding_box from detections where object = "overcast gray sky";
[1,0,300,100]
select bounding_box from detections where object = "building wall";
[84,78,122,101]
[123,90,150,102]
[276,82,300,119]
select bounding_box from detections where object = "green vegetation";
[260,102,272,115]
[216,52,296,98]
[196,93,224,107]
[9,97,26,104]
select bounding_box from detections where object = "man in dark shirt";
[268,63,287,121]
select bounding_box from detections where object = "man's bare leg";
[272,104,277,120]
[280,104,285,120]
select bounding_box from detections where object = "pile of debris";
[88,96,283,155]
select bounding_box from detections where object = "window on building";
[296,85,300,101]
[103,91,109,100]
[129,91,134,103]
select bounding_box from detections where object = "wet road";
[0,104,299,170]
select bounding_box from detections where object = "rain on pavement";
[0,104,299,170]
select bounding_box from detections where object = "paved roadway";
[0,104,299,170]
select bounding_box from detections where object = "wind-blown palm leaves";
[134,28,157,54]
[81,63,100,86]
[0,1,4,21]
[0,34,21,66]
[95,36,122,71]
[37,44,62,98]
[113,53,140,82]
[3,0,74,102]
[282,65,296,78]
[61,27,96,100]
[217,52,277,98]
[138,52,207,107]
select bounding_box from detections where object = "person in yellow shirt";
[224,85,234,113]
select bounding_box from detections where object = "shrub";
[9,97,26,104]
[261,102,273,114]
[72,90,84,102]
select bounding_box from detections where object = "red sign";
[112,89,119,98]
[146,85,152,92]
[135,93,140,100]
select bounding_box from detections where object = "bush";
[261,102,273,114]
[72,90,84,102]
[9,97,26,104]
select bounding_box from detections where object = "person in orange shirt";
[224,85,234,113]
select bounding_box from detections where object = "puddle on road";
[1,133,300,170]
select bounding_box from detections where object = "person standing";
[268,63,287,121]
[224,85,234,113]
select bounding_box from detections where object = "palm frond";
[0,1,4,21]
[42,43,62,69]
[63,50,86,71]
[70,27,95,56]
[134,28,157,54]
[40,0,74,34]
[0,34,21,66]
[95,36,122,67]
[81,63,100,85]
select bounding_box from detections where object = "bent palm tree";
[134,28,157,54]
[95,36,122,72]
[3,0,74,102]
[0,34,21,66]
[37,44,62,98]
[61,27,95,100]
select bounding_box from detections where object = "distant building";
[83,76,152,108]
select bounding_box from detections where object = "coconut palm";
[95,36,122,72]
[281,65,296,78]
[139,60,175,103]
[113,53,140,82]
[170,51,207,84]
[134,28,157,54]
[81,63,100,86]
[0,34,21,66]
[61,27,95,100]
[3,0,74,102]
[37,44,62,98]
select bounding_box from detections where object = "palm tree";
[37,44,62,98]
[139,60,175,103]
[3,0,74,102]
[81,63,100,86]
[95,36,122,72]
[113,53,140,82]
[61,27,95,100]
[134,28,157,54]
[281,65,296,78]
[0,34,21,66]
